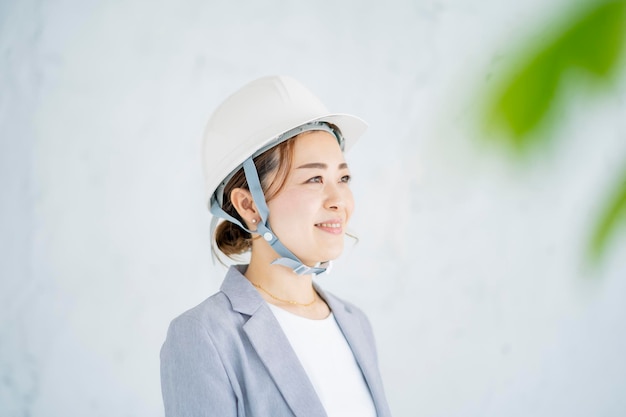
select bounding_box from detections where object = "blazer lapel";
[221,266,327,417]
[318,287,391,417]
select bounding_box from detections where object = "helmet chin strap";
[210,157,330,276]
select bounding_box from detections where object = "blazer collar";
[219,265,263,316]
[220,265,389,417]
[220,265,328,417]
[315,285,391,417]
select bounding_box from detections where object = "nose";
[323,182,351,210]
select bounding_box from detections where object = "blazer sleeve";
[160,314,238,417]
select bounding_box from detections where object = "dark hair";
[214,138,296,257]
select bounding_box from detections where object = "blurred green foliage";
[481,0,626,265]
[484,0,625,143]
[590,167,626,262]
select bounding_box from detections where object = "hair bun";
[215,221,251,256]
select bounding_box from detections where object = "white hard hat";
[202,75,368,207]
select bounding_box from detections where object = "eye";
[306,176,323,184]
[340,175,352,184]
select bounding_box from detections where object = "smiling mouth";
[314,222,343,234]
[316,223,341,228]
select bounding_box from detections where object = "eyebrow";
[296,162,349,170]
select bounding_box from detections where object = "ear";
[230,188,259,230]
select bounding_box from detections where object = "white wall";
[1,0,625,416]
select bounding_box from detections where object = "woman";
[160,75,392,417]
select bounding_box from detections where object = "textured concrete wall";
[1,0,625,416]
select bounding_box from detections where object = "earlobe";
[230,188,259,229]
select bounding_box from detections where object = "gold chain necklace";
[251,282,316,307]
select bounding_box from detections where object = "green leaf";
[589,164,626,263]
[483,0,626,150]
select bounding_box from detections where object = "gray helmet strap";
[209,122,344,275]
[210,157,329,276]
[242,157,330,275]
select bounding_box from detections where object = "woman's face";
[267,130,354,266]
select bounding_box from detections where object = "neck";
[245,250,316,305]
[245,237,331,319]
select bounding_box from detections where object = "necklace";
[251,282,316,307]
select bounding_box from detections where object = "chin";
[319,248,345,263]
[300,249,344,267]
[292,240,345,266]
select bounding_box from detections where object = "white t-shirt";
[268,303,377,417]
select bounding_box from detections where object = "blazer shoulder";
[167,290,239,334]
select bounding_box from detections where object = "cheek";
[270,191,304,212]
[267,191,312,223]
[345,190,355,221]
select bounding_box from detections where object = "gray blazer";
[160,265,392,417]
